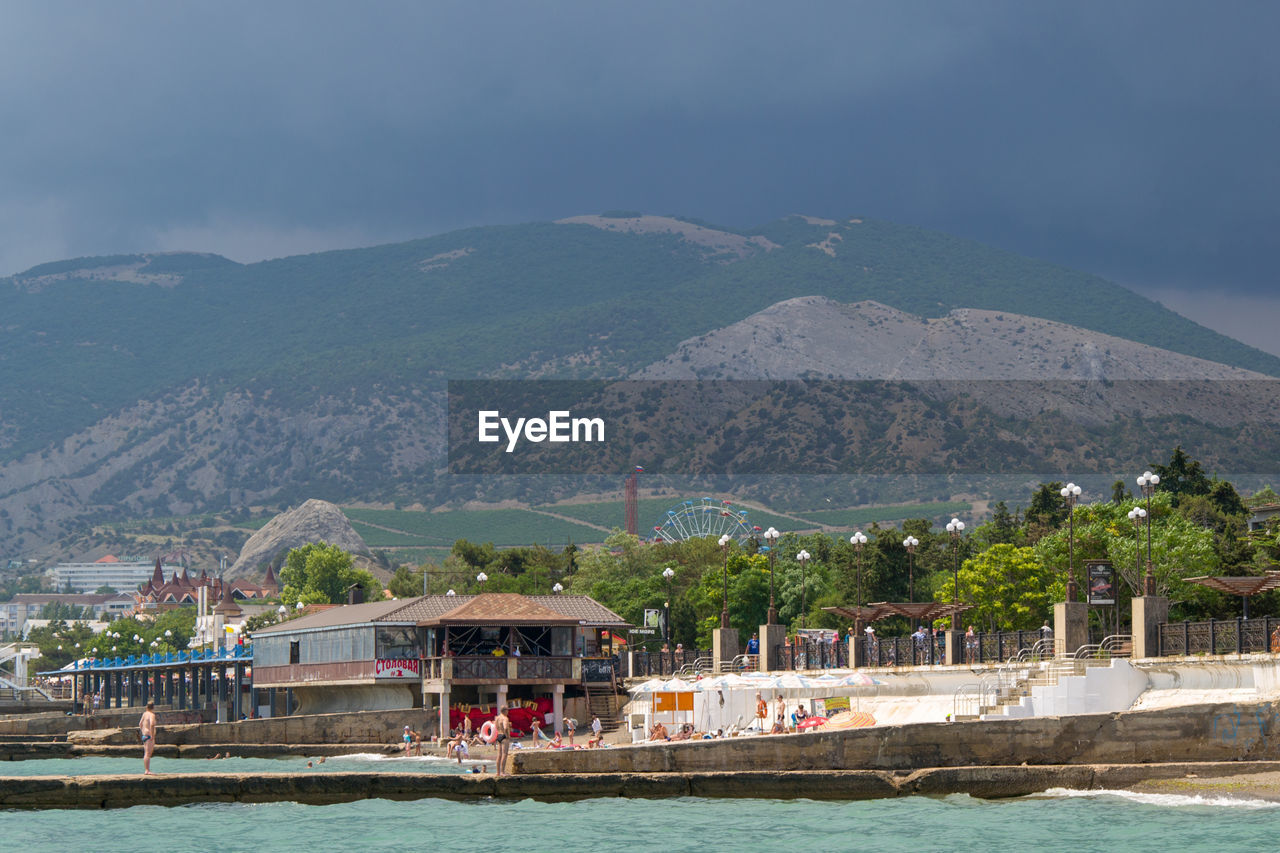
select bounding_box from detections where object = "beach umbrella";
[662,677,695,692]
[629,678,667,695]
[774,672,815,694]
[826,711,876,729]
[796,716,829,731]
[840,672,880,687]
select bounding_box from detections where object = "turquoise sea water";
[1,758,1277,852]
[3,789,1277,853]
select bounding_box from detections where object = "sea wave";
[1036,787,1280,809]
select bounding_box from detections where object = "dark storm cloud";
[2,0,1277,306]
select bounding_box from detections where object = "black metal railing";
[516,657,573,680]
[1159,617,1280,657]
[450,656,509,680]
[628,648,713,678]
[771,629,1043,670]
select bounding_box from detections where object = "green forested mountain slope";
[0,214,1276,555]
[1,214,1273,462]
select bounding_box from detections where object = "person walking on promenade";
[139,702,157,775]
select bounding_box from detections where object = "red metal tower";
[624,466,643,536]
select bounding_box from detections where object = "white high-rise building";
[51,556,177,593]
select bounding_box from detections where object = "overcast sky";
[2,1,1277,354]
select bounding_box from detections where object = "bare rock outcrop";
[230,499,370,575]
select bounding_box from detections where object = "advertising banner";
[375,659,421,679]
[1087,560,1116,606]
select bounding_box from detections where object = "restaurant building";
[251,592,630,738]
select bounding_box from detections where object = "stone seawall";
[3,762,1279,809]
[516,700,1280,774]
[0,742,400,761]
[66,708,437,747]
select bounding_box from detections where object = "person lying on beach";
[549,731,563,748]
[669,724,693,741]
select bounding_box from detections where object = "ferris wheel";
[650,498,759,545]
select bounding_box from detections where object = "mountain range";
[1,213,1277,561]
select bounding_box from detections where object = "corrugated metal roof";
[252,598,414,634]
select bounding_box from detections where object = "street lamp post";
[903,534,919,631]
[1060,482,1082,601]
[717,534,732,629]
[661,566,675,649]
[764,527,780,623]
[849,532,868,612]
[902,535,919,605]
[945,518,966,629]
[1136,471,1160,595]
[796,549,811,629]
[1127,506,1146,594]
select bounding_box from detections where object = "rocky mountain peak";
[230,498,371,575]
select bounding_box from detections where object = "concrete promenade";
[6,762,1280,809]
[516,699,1280,774]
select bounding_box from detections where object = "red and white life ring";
[479,721,497,743]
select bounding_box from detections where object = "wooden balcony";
[423,655,577,685]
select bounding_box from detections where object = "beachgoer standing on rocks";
[139,701,157,775]
[565,716,577,745]
[493,705,512,777]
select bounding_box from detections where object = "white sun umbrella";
[662,676,696,692]
[629,678,668,695]
[774,672,815,695]
[840,672,880,687]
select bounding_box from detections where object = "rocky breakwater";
[6,763,1280,809]
[515,700,1280,774]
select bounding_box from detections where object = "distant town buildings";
[1248,503,1280,532]
[0,592,134,636]
[51,555,178,593]
[135,562,277,612]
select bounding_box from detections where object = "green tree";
[1032,494,1219,618]
[279,543,383,605]
[388,565,422,598]
[1151,445,1212,508]
[39,601,88,621]
[93,585,118,595]
[1024,482,1066,541]
[1247,486,1279,508]
[934,544,1057,632]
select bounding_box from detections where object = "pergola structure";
[1184,573,1280,620]
[824,601,973,627]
